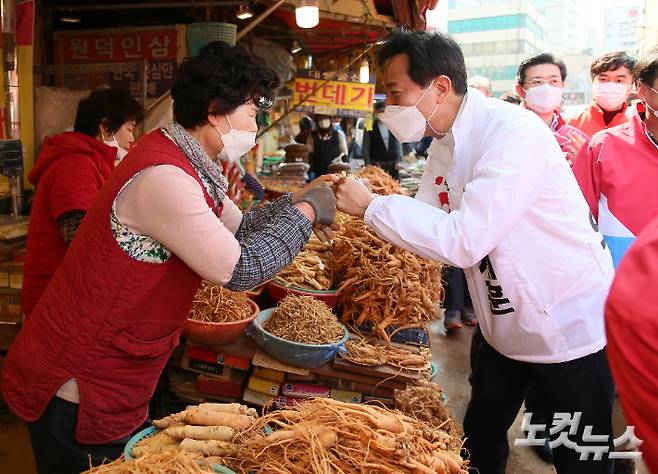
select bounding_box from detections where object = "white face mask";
[216,115,257,163]
[379,81,440,143]
[103,134,129,164]
[524,84,563,114]
[593,81,628,111]
[318,118,331,129]
[645,84,658,119]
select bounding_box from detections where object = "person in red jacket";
[23,88,143,316]
[605,214,658,474]
[567,51,636,138]
[572,48,658,269]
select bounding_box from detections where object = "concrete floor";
[431,325,555,474]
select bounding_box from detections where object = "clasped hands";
[293,174,375,242]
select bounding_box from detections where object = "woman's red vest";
[2,130,221,444]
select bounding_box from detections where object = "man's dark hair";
[376,29,467,95]
[500,92,522,105]
[590,51,636,79]
[171,41,280,129]
[516,53,567,85]
[73,87,144,137]
[633,47,658,87]
[374,101,386,112]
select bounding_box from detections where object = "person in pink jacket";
[573,48,658,268]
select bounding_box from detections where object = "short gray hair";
[467,76,492,93]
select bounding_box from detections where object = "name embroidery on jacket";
[479,256,515,315]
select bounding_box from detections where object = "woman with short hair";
[3,41,336,473]
[23,87,144,317]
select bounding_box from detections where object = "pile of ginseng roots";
[224,398,467,474]
[333,217,442,341]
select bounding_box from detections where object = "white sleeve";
[363,125,550,268]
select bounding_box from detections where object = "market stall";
[1,1,461,472]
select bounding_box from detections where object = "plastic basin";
[124,425,237,473]
[266,280,339,308]
[183,299,259,347]
[247,308,348,368]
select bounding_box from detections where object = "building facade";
[447,0,547,97]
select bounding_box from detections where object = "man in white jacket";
[334,30,616,474]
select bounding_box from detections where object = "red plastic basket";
[266,280,339,308]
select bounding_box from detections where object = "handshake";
[293,174,376,241]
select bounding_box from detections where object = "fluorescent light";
[295,0,319,29]
[359,60,370,84]
[236,5,254,20]
[60,10,80,23]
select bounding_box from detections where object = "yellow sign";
[293,76,375,115]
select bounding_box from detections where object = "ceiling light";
[60,10,81,23]
[295,0,319,29]
[236,5,254,20]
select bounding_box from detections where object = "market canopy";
[41,0,440,55]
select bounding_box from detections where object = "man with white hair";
[468,76,492,97]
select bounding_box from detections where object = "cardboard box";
[274,396,305,409]
[0,261,23,289]
[281,383,330,399]
[252,349,309,376]
[253,367,285,383]
[181,357,231,378]
[330,388,362,404]
[316,376,397,399]
[186,342,251,371]
[285,371,318,383]
[169,368,237,404]
[196,372,246,399]
[0,288,22,325]
[247,376,280,396]
[242,388,274,407]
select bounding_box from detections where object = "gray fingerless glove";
[299,187,337,225]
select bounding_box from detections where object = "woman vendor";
[23,87,144,317]
[2,41,336,473]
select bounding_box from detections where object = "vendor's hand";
[564,132,587,165]
[313,221,340,242]
[292,175,340,203]
[299,186,337,225]
[335,176,375,218]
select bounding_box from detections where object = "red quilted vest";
[2,130,220,444]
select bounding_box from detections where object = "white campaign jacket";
[364,88,614,363]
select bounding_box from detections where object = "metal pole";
[1,0,19,140]
[236,0,285,41]
[141,58,148,135]
[1,0,23,216]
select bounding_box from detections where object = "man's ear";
[515,83,526,100]
[434,75,453,101]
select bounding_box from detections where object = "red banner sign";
[56,30,177,63]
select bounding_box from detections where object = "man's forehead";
[527,64,561,76]
[382,53,413,85]
[599,67,631,76]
